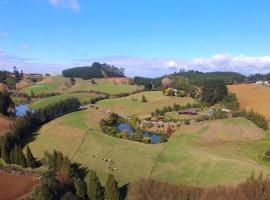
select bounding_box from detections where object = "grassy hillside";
[29,93,97,109]
[29,107,270,186]
[97,91,195,118]
[22,75,67,95]
[67,78,141,95]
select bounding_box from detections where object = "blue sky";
[1,0,270,77]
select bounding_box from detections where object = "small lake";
[117,123,162,144]
[15,104,33,117]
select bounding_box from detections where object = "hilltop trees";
[62,62,125,79]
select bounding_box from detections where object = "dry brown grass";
[228,84,270,120]
[0,170,38,200]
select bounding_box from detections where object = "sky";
[1,0,270,77]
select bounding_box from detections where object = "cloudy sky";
[1,0,270,77]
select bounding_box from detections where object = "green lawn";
[67,78,141,95]
[29,108,270,186]
[29,93,97,109]
[97,91,195,118]
[22,76,65,95]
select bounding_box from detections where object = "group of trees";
[62,62,125,79]
[202,79,228,105]
[32,150,121,200]
[0,91,14,115]
[0,136,37,168]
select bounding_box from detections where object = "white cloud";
[1,51,270,77]
[20,44,30,50]
[0,32,8,37]
[48,0,80,12]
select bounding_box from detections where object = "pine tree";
[74,178,87,199]
[26,145,36,168]
[88,170,104,200]
[18,145,27,168]
[105,174,120,200]
[0,137,10,164]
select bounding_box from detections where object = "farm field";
[29,106,270,186]
[0,116,10,136]
[66,77,142,95]
[0,170,38,200]
[228,83,270,120]
[22,75,69,95]
[97,91,195,119]
[29,93,97,109]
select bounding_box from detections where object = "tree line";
[62,62,125,79]
[31,150,122,200]
[0,97,81,169]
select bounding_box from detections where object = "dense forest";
[62,62,125,79]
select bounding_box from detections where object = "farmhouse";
[177,108,201,115]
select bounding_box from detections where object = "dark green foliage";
[263,149,270,161]
[62,62,124,79]
[100,114,121,136]
[26,145,37,168]
[105,174,120,200]
[202,79,228,105]
[73,178,87,199]
[60,192,80,200]
[43,150,71,175]
[0,136,10,164]
[241,109,268,130]
[223,93,239,111]
[175,70,247,85]
[0,70,16,89]
[132,130,144,142]
[9,144,27,167]
[87,170,104,200]
[0,91,14,115]
[133,76,161,90]
[32,170,59,200]
[141,95,147,102]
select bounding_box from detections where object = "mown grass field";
[228,83,270,120]
[29,106,270,186]
[97,91,195,119]
[22,75,67,95]
[67,78,141,95]
[29,93,97,109]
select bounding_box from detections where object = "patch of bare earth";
[0,170,38,200]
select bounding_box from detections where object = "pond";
[117,123,162,144]
[15,104,33,117]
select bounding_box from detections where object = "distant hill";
[62,62,125,79]
[133,71,248,90]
